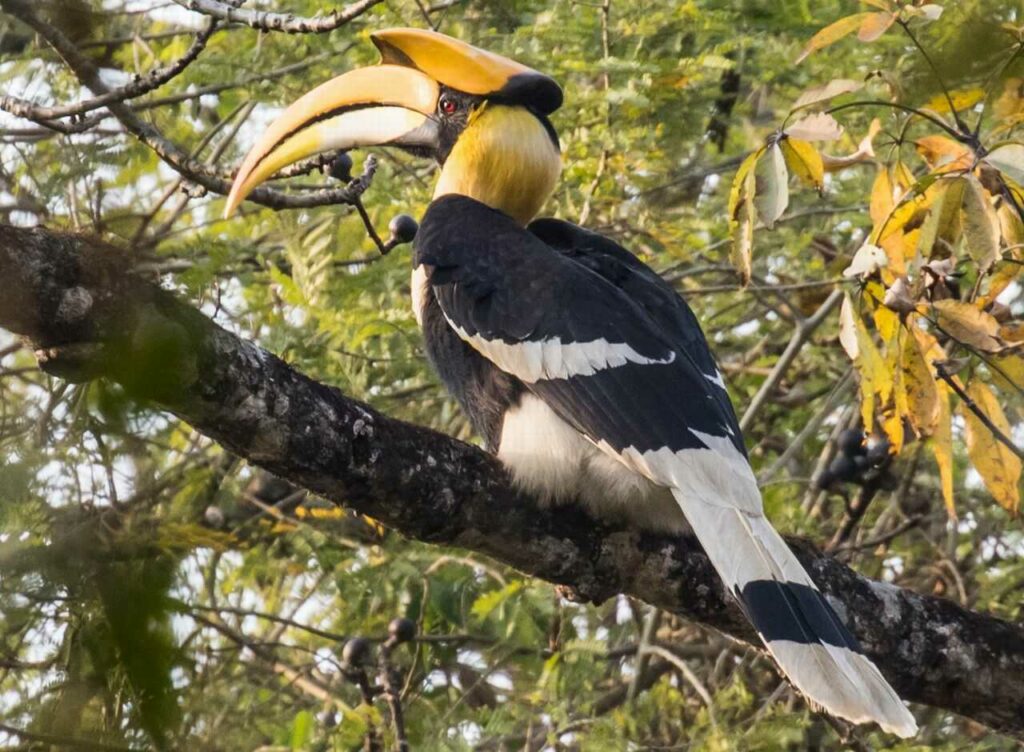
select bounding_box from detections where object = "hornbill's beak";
[224,28,561,217]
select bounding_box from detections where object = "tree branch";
[0,18,217,124]
[2,223,1024,738]
[171,0,383,34]
[0,0,369,212]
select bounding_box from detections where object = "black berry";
[865,437,891,466]
[838,429,865,457]
[388,214,418,244]
[342,637,370,666]
[388,617,416,643]
[828,455,857,482]
[329,152,353,182]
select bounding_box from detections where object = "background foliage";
[1,0,1022,749]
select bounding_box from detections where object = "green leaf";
[471,581,524,620]
[290,710,314,750]
[960,175,1000,273]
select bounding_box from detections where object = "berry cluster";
[818,429,890,488]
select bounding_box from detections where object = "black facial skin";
[428,85,561,165]
[434,86,483,164]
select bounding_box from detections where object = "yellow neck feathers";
[434,104,561,225]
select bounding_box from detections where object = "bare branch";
[0,0,368,212]
[0,18,217,123]
[171,0,383,33]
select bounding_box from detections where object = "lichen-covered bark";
[2,223,1023,737]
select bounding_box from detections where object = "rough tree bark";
[2,223,1023,738]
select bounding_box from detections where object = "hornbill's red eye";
[439,95,458,115]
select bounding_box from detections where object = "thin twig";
[0,0,373,211]
[739,289,843,432]
[0,18,217,123]
[935,362,1024,461]
[378,636,410,752]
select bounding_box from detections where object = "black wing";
[527,217,742,444]
[414,194,745,462]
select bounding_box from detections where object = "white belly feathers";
[497,394,687,533]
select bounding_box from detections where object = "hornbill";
[225,28,917,737]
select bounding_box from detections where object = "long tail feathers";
[672,490,917,738]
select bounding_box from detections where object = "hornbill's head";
[225,28,563,225]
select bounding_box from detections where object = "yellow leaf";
[997,201,1024,248]
[728,150,761,287]
[999,323,1024,344]
[874,297,900,343]
[858,11,896,42]
[922,88,986,115]
[732,194,754,286]
[984,261,1021,306]
[869,167,895,227]
[903,330,940,436]
[916,176,965,259]
[840,293,888,429]
[780,137,824,191]
[962,380,1022,514]
[994,77,1024,121]
[960,174,1001,273]
[932,381,956,517]
[914,135,972,172]
[932,299,1005,352]
[728,149,760,219]
[796,12,875,63]
[990,353,1024,396]
[882,335,908,452]
[877,179,939,243]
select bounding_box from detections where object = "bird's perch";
[2,223,1023,738]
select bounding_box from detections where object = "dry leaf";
[985,143,1024,185]
[883,276,916,314]
[796,12,875,63]
[839,293,860,360]
[933,299,1005,353]
[960,175,1001,273]
[754,143,790,228]
[933,380,956,516]
[903,331,940,436]
[843,243,888,278]
[962,380,1022,514]
[858,11,896,42]
[822,118,881,172]
[786,112,844,142]
[792,78,862,110]
[915,135,972,171]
